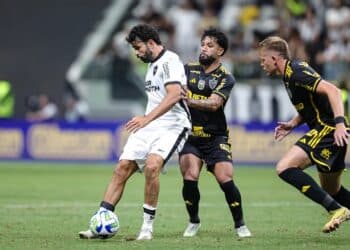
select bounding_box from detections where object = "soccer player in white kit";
[79,24,191,240]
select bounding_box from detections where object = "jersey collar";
[151,49,166,63]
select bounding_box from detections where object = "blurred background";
[0,0,350,163]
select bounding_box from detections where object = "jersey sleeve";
[162,56,185,86]
[213,74,235,101]
[291,62,322,92]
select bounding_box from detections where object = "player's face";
[259,49,279,76]
[131,40,153,63]
[199,36,223,66]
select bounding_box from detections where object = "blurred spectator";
[26,94,58,122]
[167,0,201,63]
[63,94,89,123]
[288,27,308,61]
[0,80,14,119]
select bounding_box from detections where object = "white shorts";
[119,125,189,170]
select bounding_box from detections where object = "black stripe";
[163,127,189,165]
[164,81,181,87]
[179,99,192,123]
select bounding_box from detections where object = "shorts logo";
[208,78,218,89]
[198,80,205,90]
[320,148,331,160]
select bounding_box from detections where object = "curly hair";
[126,24,161,45]
[201,28,229,56]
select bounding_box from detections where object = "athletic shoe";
[78,229,99,239]
[322,206,350,233]
[183,222,201,237]
[236,225,252,238]
[136,225,153,240]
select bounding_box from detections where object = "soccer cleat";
[322,207,350,233]
[136,226,153,240]
[183,222,201,237]
[78,229,99,239]
[236,225,252,238]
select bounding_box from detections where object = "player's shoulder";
[185,62,201,70]
[163,50,181,62]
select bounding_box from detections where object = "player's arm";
[316,80,349,146]
[185,74,233,112]
[126,83,182,133]
[186,93,224,112]
[144,82,182,121]
[274,115,303,141]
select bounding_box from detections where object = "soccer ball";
[89,208,120,239]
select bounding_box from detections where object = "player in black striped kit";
[259,36,350,233]
[179,28,251,238]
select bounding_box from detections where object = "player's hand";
[125,116,149,133]
[181,86,189,100]
[274,121,294,141]
[334,123,349,147]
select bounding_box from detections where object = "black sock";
[219,180,244,228]
[331,186,350,209]
[279,168,340,211]
[100,201,115,211]
[182,180,200,223]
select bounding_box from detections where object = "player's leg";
[213,162,251,238]
[319,170,348,205]
[102,159,139,208]
[318,170,350,232]
[276,145,350,232]
[179,153,203,237]
[137,126,189,240]
[277,145,341,211]
[137,153,164,240]
[79,160,138,239]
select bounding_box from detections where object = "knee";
[144,159,162,178]
[182,166,200,181]
[113,161,133,180]
[276,160,290,175]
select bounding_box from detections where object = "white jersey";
[144,50,191,129]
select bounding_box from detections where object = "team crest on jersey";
[208,78,218,89]
[198,79,205,90]
[153,65,158,76]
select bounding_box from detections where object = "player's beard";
[138,47,153,63]
[199,53,216,66]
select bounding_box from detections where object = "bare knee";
[144,157,162,179]
[276,160,290,175]
[114,160,136,181]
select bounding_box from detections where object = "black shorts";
[295,125,347,173]
[179,135,233,172]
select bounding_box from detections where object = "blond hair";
[258,36,291,60]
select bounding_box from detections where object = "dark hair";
[201,28,229,55]
[126,24,161,45]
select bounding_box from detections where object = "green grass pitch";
[0,162,350,250]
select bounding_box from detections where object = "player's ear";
[218,47,224,57]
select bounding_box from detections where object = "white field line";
[2,201,313,209]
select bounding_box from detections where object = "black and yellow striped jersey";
[283,60,335,128]
[185,62,234,136]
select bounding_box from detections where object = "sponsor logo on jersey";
[145,80,160,92]
[198,79,205,90]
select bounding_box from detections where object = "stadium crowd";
[109,0,350,85]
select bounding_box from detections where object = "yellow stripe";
[310,152,331,171]
[309,126,332,148]
[312,78,321,92]
[309,93,335,129]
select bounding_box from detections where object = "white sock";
[143,204,156,226]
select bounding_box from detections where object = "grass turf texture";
[0,162,349,250]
